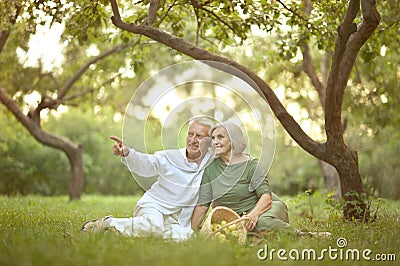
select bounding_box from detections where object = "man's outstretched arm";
[110,135,160,177]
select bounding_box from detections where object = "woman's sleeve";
[197,168,212,207]
[248,160,272,198]
[254,175,272,198]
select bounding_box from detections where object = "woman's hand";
[243,194,272,231]
[243,213,259,231]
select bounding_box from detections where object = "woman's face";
[211,126,232,156]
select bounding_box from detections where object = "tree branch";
[324,0,360,145]
[27,44,129,122]
[276,0,305,20]
[61,87,94,103]
[0,87,78,150]
[57,44,124,100]
[98,72,122,89]
[302,44,325,104]
[336,0,380,105]
[301,0,325,106]
[142,0,159,26]
[0,4,22,54]
[0,88,32,130]
[325,0,379,149]
[109,0,327,160]
[157,0,177,25]
[0,31,10,54]
[196,6,238,34]
[190,0,202,46]
[110,0,122,21]
[276,0,318,32]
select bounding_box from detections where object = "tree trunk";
[0,88,84,200]
[65,144,84,200]
[303,46,342,198]
[333,146,368,220]
[319,160,341,199]
[318,51,342,199]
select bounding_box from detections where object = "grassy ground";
[0,192,398,266]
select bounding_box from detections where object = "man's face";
[186,122,210,160]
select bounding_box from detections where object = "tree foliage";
[0,0,134,199]
[1,0,399,207]
[106,0,387,220]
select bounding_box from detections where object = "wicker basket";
[199,206,249,245]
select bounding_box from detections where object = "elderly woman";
[191,121,290,233]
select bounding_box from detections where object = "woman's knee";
[256,216,290,231]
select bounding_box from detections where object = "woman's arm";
[191,205,209,231]
[243,193,272,231]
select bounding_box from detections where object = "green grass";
[0,193,398,266]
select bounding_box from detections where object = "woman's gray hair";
[210,121,247,154]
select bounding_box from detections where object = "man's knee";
[134,208,165,236]
[147,221,164,236]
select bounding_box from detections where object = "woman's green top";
[198,157,275,215]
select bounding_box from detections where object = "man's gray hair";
[188,116,214,129]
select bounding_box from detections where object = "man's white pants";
[104,207,193,241]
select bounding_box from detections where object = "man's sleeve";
[121,148,161,177]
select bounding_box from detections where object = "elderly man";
[82,117,214,241]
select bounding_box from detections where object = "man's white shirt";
[122,147,213,228]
